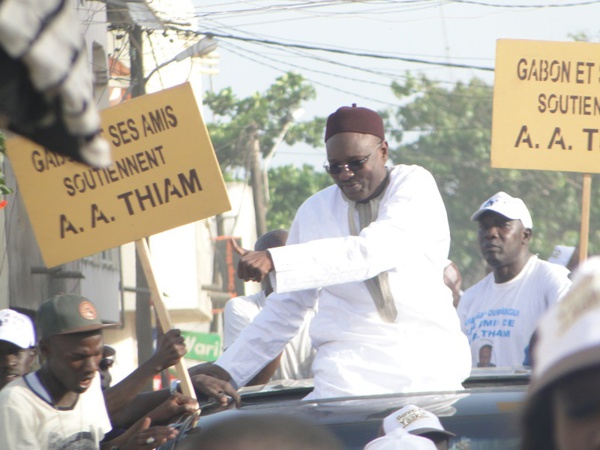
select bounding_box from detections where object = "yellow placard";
[7,83,231,268]
[492,39,600,173]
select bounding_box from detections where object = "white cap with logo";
[0,309,35,349]
[364,428,437,450]
[382,404,455,439]
[471,191,533,229]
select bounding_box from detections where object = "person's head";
[521,257,600,450]
[324,104,389,203]
[381,405,455,450]
[0,309,36,390]
[37,294,111,395]
[477,344,494,367]
[254,229,288,252]
[179,413,344,450]
[99,345,116,391]
[471,192,532,273]
[255,229,288,295]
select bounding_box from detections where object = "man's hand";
[147,392,199,425]
[148,329,186,373]
[231,238,274,282]
[190,373,241,408]
[107,417,179,449]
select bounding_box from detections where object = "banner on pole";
[7,83,231,267]
[492,39,600,173]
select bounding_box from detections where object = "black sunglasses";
[324,154,371,175]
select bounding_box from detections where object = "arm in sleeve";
[269,167,450,293]
[222,298,254,350]
[214,288,317,389]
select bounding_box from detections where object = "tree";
[267,164,332,230]
[387,74,597,287]
[204,72,325,236]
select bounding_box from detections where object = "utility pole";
[248,123,267,237]
[129,24,154,392]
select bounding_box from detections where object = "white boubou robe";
[216,165,471,399]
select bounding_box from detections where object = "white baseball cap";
[531,256,600,394]
[470,191,533,229]
[364,428,437,450]
[382,405,455,439]
[0,309,36,349]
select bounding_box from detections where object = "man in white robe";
[191,104,471,402]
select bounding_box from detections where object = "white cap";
[382,405,455,439]
[364,428,437,450]
[531,256,600,394]
[470,191,533,229]
[0,309,35,349]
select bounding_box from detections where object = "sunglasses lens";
[347,161,363,171]
[324,154,369,175]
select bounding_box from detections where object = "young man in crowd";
[0,294,183,449]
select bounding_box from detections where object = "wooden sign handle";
[135,239,196,399]
[580,174,592,264]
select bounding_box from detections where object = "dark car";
[162,369,529,450]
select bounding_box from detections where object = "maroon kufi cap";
[324,103,385,142]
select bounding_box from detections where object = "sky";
[185,0,600,169]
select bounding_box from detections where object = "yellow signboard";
[7,83,231,268]
[492,39,600,173]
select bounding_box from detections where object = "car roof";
[193,371,529,450]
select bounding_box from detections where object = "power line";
[451,0,600,8]
[221,42,400,107]
[221,40,393,88]
[177,28,495,72]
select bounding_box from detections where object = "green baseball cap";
[37,294,112,340]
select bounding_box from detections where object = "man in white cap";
[380,405,455,450]
[0,309,36,390]
[521,257,600,450]
[191,104,471,403]
[457,191,572,368]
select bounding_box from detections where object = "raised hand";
[148,328,187,373]
[230,238,274,283]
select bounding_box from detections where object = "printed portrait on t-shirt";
[476,343,496,368]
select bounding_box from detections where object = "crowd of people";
[0,104,596,449]
[0,295,198,449]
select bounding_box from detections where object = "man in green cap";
[0,294,180,449]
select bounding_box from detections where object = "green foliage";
[204,72,325,176]
[388,75,592,288]
[266,164,332,230]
